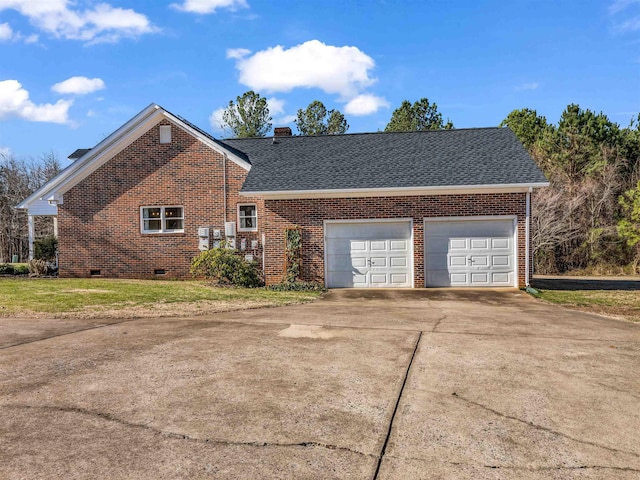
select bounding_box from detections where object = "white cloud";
[267,97,285,115]
[344,94,390,116]
[609,0,640,32]
[209,107,226,132]
[0,146,11,157]
[275,114,296,125]
[514,82,539,91]
[226,47,251,59]
[609,0,640,14]
[172,0,247,14]
[0,80,72,124]
[229,40,377,98]
[0,22,13,41]
[52,76,105,95]
[0,0,157,44]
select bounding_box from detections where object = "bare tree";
[0,152,62,262]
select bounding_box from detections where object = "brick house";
[18,104,548,288]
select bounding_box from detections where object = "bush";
[190,247,262,288]
[14,264,29,275]
[268,281,326,292]
[0,264,15,275]
[34,235,58,261]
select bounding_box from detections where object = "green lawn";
[0,278,322,317]
[536,289,640,322]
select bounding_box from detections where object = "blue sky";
[1,0,638,164]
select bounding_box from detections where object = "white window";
[141,206,184,234]
[238,204,258,231]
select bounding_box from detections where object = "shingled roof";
[221,127,548,194]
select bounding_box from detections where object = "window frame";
[140,205,184,234]
[237,203,258,232]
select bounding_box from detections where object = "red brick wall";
[58,120,263,279]
[263,193,529,288]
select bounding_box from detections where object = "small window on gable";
[238,204,257,232]
[159,125,172,144]
[141,206,184,234]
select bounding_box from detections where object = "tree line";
[219,91,453,138]
[501,106,640,274]
[0,153,61,262]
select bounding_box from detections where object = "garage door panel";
[449,255,467,267]
[326,221,412,288]
[471,272,489,284]
[492,255,511,266]
[450,238,467,250]
[492,272,512,284]
[450,273,468,285]
[390,240,408,251]
[370,257,387,267]
[471,255,489,266]
[390,256,407,267]
[492,238,510,249]
[470,238,488,249]
[391,273,408,284]
[425,218,515,287]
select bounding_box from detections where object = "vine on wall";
[284,226,302,283]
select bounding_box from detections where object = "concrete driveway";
[1,289,639,479]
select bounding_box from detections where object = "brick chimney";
[274,127,292,137]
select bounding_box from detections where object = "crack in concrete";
[431,314,447,332]
[449,393,640,459]
[481,464,640,472]
[373,331,423,480]
[5,404,373,459]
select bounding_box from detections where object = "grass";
[535,289,640,322]
[0,278,323,318]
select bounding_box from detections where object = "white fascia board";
[20,103,248,204]
[18,103,161,208]
[161,111,251,171]
[239,182,550,199]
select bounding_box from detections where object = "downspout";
[525,187,532,287]
[222,152,227,224]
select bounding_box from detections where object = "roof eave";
[239,182,550,199]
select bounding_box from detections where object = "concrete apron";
[0,288,639,479]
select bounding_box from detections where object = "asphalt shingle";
[220,127,548,193]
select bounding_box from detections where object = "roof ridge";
[224,126,505,141]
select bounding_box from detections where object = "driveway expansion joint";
[6,404,373,458]
[373,330,423,480]
[449,393,640,459]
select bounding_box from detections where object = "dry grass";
[0,278,322,319]
[536,289,640,322]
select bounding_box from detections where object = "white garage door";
[325,220,412,288]
[425,218,516,287]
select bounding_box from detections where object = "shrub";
[0,264,15,275]
[34,235,58,261]
[268,281,326,292]
[13,264,29,275]
[28,259,48,277]
[191,247,262,288]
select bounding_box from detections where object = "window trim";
[237,203,258,232]
[140,205,184,234]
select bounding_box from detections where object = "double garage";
[324,217,518,288]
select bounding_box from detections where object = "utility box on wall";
[198,227,210,251]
